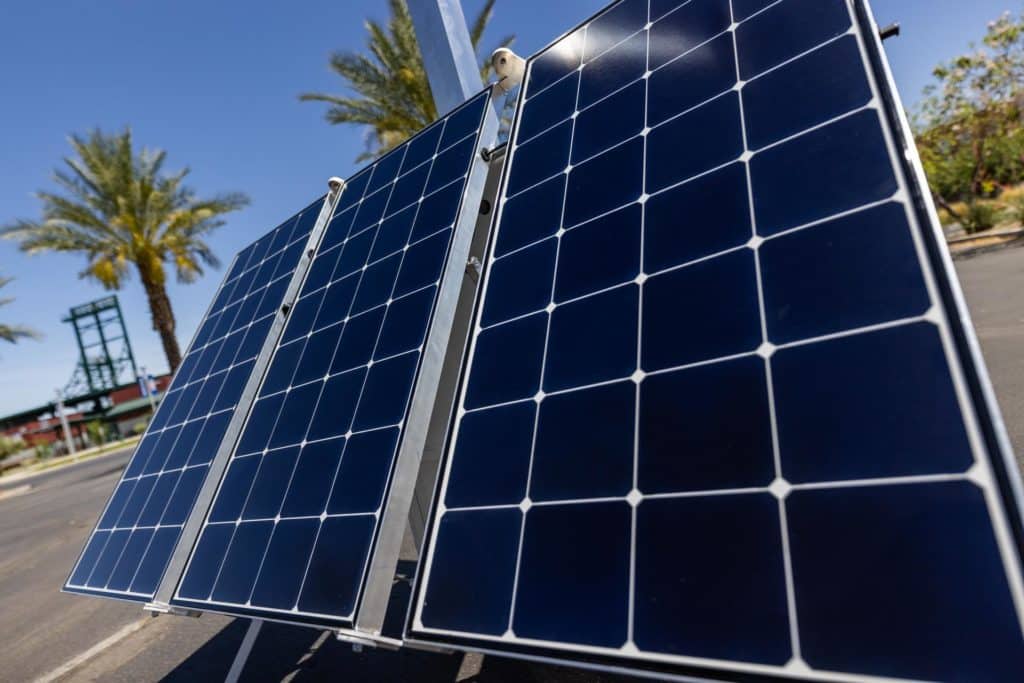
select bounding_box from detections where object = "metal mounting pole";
[407,0,484,114]
[224,619,262,683]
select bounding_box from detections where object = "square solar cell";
[170,89,494,629]
[64,197,326,602]
[410,1,1024,681]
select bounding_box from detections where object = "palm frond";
[3,129,248,289]
[0,277,40,343]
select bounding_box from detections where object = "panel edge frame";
[353,88,501,636]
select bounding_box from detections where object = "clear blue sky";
[0,0,1017,415]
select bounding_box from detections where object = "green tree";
[0,276,39,344]
[0,434,28,462]
[2,129,248,371]
[85,419,107,447]
[300,0,513,160]
[915,11,1024,227]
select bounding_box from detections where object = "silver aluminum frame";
[407,140,509,549]
[403,0,1024,681]
[354,98,500,635]
[405,0,490,554]
[145,187,344,612]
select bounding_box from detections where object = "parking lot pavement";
[954,244,1024,466]
[11,244,1024,682]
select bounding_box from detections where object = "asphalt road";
[0,449,140,682]
[3,244,1024,682]
[0,433,626,682]
[954,245,1024,461]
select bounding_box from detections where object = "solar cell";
[64,198,325,601]
[170,89,495,629]
[409,1,1024,681]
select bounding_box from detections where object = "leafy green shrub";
[0,435,27,461]
[85,420,107,447]
[965,201,998,233]
[914,12,1024,209]
[1007,195,1024,225]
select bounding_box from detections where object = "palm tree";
[2,129,248,372]
[300,0,513,160]
[0,276,39,344]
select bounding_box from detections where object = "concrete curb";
[0,441,137,486]
[948,227,1024,255]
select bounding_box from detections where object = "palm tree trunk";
[139,270,182,372]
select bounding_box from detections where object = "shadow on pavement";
[159,561,636,682]
[158,617,634,682]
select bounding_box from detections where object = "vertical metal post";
[139,366,157,414]
[407,0,484,114]
[399,0,493,560]
[55,390,76,456]
[224,619,262,683]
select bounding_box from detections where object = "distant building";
[0,374,172,451]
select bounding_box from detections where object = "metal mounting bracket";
[400,637,456,655]
[879,22,900,40]
[143,601,201,618]
[465,256,483,283]
[335,630,402,652]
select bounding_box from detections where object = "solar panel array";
[170,90,491,627]
[410,0,1024,681]
[64,201,322,600]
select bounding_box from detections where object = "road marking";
[33,619,148,683]
[0,484,31,501]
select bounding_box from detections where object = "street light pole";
[139,365,157,414]
[55,389,76,457]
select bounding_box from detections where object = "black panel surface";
[171,90,492,628]
[64,200,321,601]
[410,1,1024,681]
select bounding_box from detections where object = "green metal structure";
[62,296,139,399]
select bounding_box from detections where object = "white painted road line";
[0,484,31,501]
[33,619,148,683]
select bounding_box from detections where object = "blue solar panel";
[64,199,323,601]
[170,90,492,628]
[409,1,1024,680]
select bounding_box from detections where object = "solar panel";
[409,1,1024,680]
[170,89,495,629]
[64,199,324,602]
